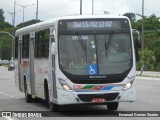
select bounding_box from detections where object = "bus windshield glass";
[58,19,132,76]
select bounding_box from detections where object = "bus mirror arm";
[51,42,56,54]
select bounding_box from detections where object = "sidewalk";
[136,71,160,80]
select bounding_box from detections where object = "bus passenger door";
[29,32,36,98]
[50,28,57,100]
[16,35,23,91]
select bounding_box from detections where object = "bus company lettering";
[73,84,83,89]
[72,35,88,40]
[37,67,48,74]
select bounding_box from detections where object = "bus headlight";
[125,82,132,89]
[123,76,135,90]
[63,84,71,91]
[58,78,72,91]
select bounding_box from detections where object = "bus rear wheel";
[24,81,32,103]
[44,82,49,108]
[107,102,119,111]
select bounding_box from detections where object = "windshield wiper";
[105,31,113,57]
[75,32,87,59]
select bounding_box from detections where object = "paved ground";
[0,66,160,120]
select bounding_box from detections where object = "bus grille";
[77,93,119,102]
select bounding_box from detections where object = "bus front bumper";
[56,86,135,105]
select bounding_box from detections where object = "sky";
[1,0,160,26]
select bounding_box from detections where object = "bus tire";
[44,81,49,108]
[107,102,119,111]
[24,80,32,103]
[44,81,60,111]
[49,102,60,112]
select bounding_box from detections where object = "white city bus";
[14,15,136,111]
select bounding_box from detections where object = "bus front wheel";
[44,82,60,111]
[49,102,60,112]
[107,102,119,111]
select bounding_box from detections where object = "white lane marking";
[3,116,15,120]
[0,91,19,99]
[138,85,152,89]
[14,97,19,99]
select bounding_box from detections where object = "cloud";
[38,0,80,20]
[1,0,160,26]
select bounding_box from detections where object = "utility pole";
[0,36,2,60]
[12,0,16,59]
[80,0,82,15]
[92,0,94,15]
[17,4,34,27]
[7,12,14,59]
[13,0,16,27]
[7,12,14,27]
[36,0,38,20]
[142,0,144,49]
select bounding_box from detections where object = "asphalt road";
[0,66,160,119]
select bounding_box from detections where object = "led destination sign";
[67,20,122,30]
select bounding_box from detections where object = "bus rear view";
[56,16,136,110]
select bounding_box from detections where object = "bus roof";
[58,15,128,20]
[15,15,129,36]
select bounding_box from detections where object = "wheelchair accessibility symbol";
[87,64,97,75]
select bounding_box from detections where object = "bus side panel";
[34,59,49,99]
[14,59,20,90]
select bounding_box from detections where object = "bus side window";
[35,29,49,59]
[22,34,29,58]
[37,31,43,58]
[15,37,18,59]
[44,29,49,58]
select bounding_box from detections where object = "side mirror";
[134,37,141,49]
[51,42,56,54]
[132,29,141,62]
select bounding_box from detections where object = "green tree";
[123,12,136,21]
[0,35,12,60]
[145,14,160,30]
[0,22,12,30]
[136,48,156,71]
[16,19,41,28]
[153,40,160,70]
[0,9,5,22]
[135,14,160,32]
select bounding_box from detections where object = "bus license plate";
[91,98,105,103]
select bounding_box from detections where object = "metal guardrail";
[0,31,15,39]
[0,31,15,59]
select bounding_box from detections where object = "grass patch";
[2,64,8,67]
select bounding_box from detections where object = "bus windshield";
[59,33,132,75]
[58,19,132,77]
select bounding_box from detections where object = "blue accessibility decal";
[87,64,97,75]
